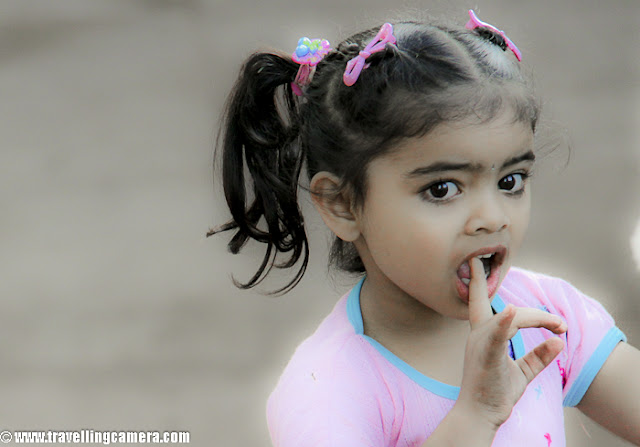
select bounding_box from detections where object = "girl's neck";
[358,274,471,386]
[358,274,470,347]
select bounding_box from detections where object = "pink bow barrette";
[465,10,522,61]
[343,23,396,87]
[291,37,331,96]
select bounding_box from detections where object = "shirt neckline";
[346,277,525,400]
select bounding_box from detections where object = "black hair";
[209,18,539,294]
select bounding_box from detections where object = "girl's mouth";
[455,246,506,303]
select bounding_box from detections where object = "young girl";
[211,10,640,446]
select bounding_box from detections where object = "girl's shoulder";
[503,265,567,287]
[500,266,618,327]
[500,266,592,310]
[267,292,396,444]
[270,290,391,394]
[283,294,366,369]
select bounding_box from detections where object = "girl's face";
[354,110,535,320]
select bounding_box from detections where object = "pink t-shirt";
[267,268,626,446]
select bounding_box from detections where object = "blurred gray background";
[1,0,638,446]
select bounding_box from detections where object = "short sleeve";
[266,337,392,447]
[534,275,627,407]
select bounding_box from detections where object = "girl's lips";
[456,263,502,304]
[455,246,507,303]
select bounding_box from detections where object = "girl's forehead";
[383,114,534,169]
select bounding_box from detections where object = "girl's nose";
[464,193,510,235]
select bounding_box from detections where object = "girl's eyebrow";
[405,150,535,178]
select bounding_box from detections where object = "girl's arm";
[421,258,567,446]
[577,342,640,445]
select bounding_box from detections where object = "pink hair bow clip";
[343,23,396,87]
[291,37,331,96]
[465,10,522,61]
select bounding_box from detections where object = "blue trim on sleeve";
[345,277,523,400]
[563,326,627,407]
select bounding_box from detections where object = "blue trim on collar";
[346,278,366,334]
[346,277,523,400]
[489,295,526,359]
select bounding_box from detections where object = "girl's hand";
[456,257,567,429]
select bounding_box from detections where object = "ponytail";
[209,52,309,294]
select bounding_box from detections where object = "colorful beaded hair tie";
[343,23,396,87]
[465,10,522,61]
[291,37,331,96]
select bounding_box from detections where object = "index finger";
[468,257,494,328]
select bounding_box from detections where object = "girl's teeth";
[460,270,490,286]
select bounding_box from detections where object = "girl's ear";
[310,172,361,242]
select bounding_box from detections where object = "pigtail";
[209,52,309,294]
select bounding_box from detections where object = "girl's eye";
[498,173,527,193]
[423,181,460,202]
